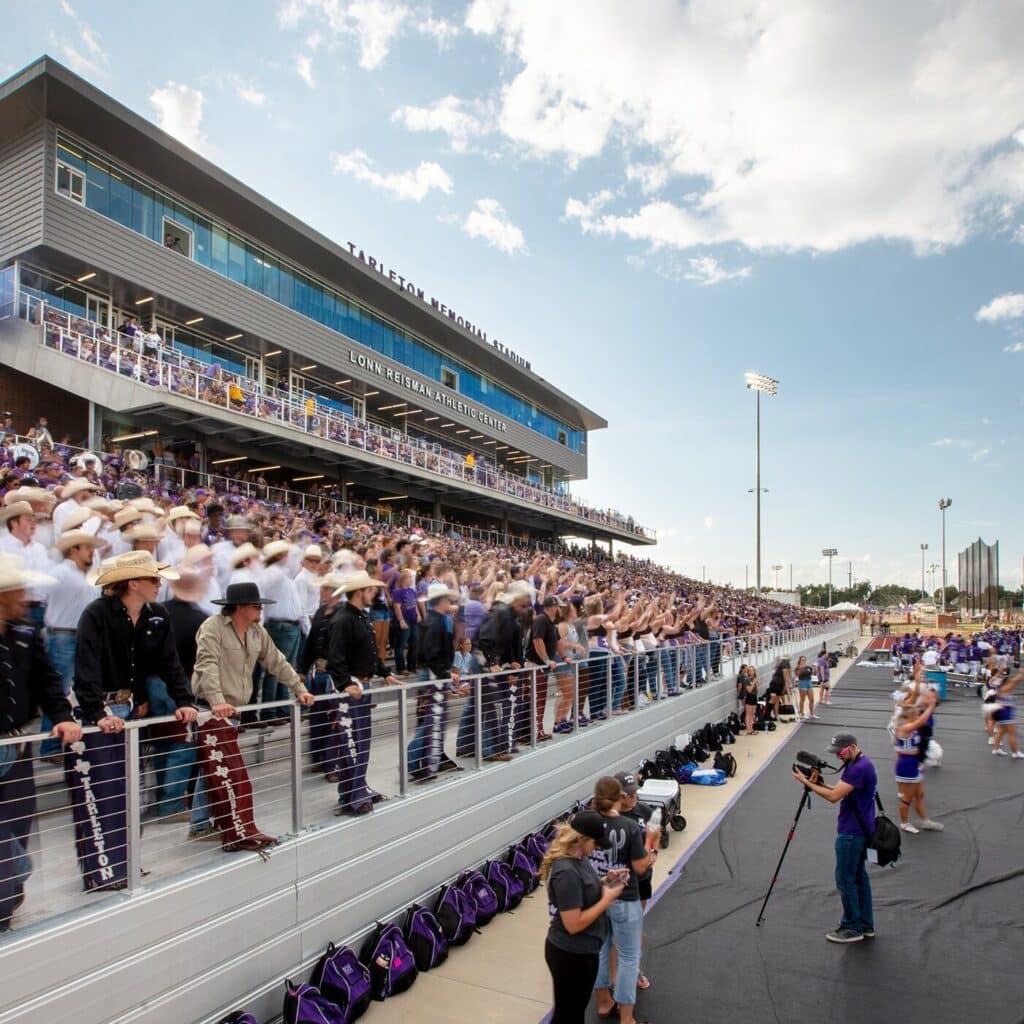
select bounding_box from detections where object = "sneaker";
[826,928,864,943]
[1012,752,1024,760]
[993,748,1009,756]
[900,822,920,834]
[860,928,876,938]
[918,820,944,831]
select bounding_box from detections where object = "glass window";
[227,233,246,284]
[56,163,85,203]
[84,158,109,216]
[261,254,280,302]
[193,215,212,267]
[56,143,88,174]
[278,265,294,308]
[211,224,229,277]
[108,171,132,227]
[244,244,262,292]
[131,181,156,238]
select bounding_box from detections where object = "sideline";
[367,641,863,1024]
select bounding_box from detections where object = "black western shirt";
[327,602,385,689]
[0,621,73,732]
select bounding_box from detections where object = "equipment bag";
[523,831,548,868]
[778,704,797,722]
[505,843,540,894]
[714,751,737,777]
[359,922,418,1000]
[310,942,372,1022]
[485,858,525,912]
[686,768,727,786]
[851,794,902,868]
[673,761,697,784]
[458,869,500,926]
[65,731,128,891]
[197,717,277,851]
[403,904,450,971]
[219,1013,258,1024]
[283,981,346,1024]
[434,883,477,945]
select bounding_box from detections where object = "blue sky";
[4,1,1024,593]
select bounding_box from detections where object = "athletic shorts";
[895,754,922,784]
[994,705,1015,724]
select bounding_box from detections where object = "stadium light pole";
[927,563,940,601]
[771,564,784,590]
[744,372,778,597]
[938,499,952,613]
[822,548,838,608]
[920,543,928,600]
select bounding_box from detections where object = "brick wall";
[0,365,89,443]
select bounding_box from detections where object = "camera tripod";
[755,785,812,926]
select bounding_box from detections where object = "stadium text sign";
[346,241,531,371]
[348,351,509,433]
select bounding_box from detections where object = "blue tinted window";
[108,171,132,227]
[227,234,245,284]
[193,216,212,267]
[84,158,109,216]
[211,225,229,277]
[245,244,262,291]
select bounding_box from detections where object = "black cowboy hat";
[212,582,277,606]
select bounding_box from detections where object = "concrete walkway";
[369,642,865,1024]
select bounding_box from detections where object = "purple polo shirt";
[836,755,877,837]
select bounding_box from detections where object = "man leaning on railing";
[0,555,81,933]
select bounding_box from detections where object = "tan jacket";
[192,613,307,708]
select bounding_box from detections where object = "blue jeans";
[394,622,419,673]
[144,677,195,817]
[695,643,709,685]
[834,834,873,934]
[610,655,627,711]
[595,898,643,1005]
[261,621,301,720]
[41,632,76,756]
[407,670,448,777]
[587,649,611,717]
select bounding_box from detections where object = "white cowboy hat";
[167,506,200,522]
[333,570,385,596]
[93,551,179,588]
[224,515,254,532]
[179,543,213,568]
[113,508,143,530]
[229,542,259,568]
[496,580,532,604]
[60,507,97,533]
[303,544,324,562]
[0,554,57,594]
[262,539,294,563]
[55,529,105,555]
[0,501,38,526]
[123,524,160,543]
[426,581,459,603]
[59,479,99,500]
[4,486,56,507]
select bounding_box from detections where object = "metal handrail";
[9,292,655,540]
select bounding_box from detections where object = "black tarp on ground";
[623,661,1024,1024]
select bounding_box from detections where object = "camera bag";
[851,794,902,867]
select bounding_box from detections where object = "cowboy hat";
[60,479,99,500]
[0,554,57,594]
[333,570,386,596]
[496,580,532,604]
[0,501,38,526]
[229,542,259,568]
[182,519,203,535]
[84,496,114,513]
[212,581,276,606]
[318,572,347,590]
[167,506,200,522]
[179,543,213,568]
[169,568,208,602]
[426,581,459,603]
[55,529,104,554]
[4,486,56,507]
[302,543,324,561]
[262,539,294,563]
[60,506,97,533]
[92,551,179,588]
[127,497,159,514]
[123,523,160,543]
[224,515,253,532]
[113,508,143,530]
[331,549,360,570]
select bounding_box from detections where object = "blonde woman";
[541,811,623,1024]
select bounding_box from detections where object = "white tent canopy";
[828,601,861,612]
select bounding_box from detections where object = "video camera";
[792,750,834,782]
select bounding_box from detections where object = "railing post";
[530,666,538,750]
[290,701,303,834]
[397,686,409,797]
[632,651,640,709]
[474,674,484,771]
[606,652,613,717]
[572,660,580,736]
[126,726,142,895]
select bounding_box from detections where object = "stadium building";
[0,56,653,550]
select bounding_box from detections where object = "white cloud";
[930,437,954,446]
[149,82,207,153]
[295,53,315,88]
[683,255,752,286]
[1004,341,1024,352]
[330,149,453,201]
[972,448,990,461]
[704,516,713,529]
[467,0,1024,254]
[417,15,459,46]
[55,0,108,77]
[236,84,266,106]
[976,292,1024,321]
[391,96,489,152]
[279,0,411,70]
[625,162,669,195]
[461,198,527,254]
[982,416,991,424]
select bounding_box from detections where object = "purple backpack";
[485,859,525,912]
[506,844,540,894]
[524,831,549,868]
[283,981,345,1024]
[433,883,477,946]
[310,942,372,1023]
[403,903,450,971]
[359,922,418,1000]
[219,1014,258,1024]
[458,869,499,926]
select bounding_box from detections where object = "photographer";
[791,733,877,943]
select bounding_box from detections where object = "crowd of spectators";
[33,302,651,538]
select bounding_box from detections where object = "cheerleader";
[991,670,1024,758]
[892,703,944,834]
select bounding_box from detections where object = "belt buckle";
[115,689,133,704]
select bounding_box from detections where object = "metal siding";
[0,121,45,262]
[37,149,587,480]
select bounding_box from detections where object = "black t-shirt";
[621,801,654,884]
[527,613,560,665]
[546,856,607,954]
[589,814,646,902]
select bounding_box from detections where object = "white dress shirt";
[260,562,309,633]
[293,566,322,620]
[158,530,186,566]
[44,559,99,629]
[52,498,84,537]
[0,533,52,602]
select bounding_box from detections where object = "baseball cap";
[826,732,858,753]
[543,595,563,608]
[613,771,638,796]
[568,810,610,848]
